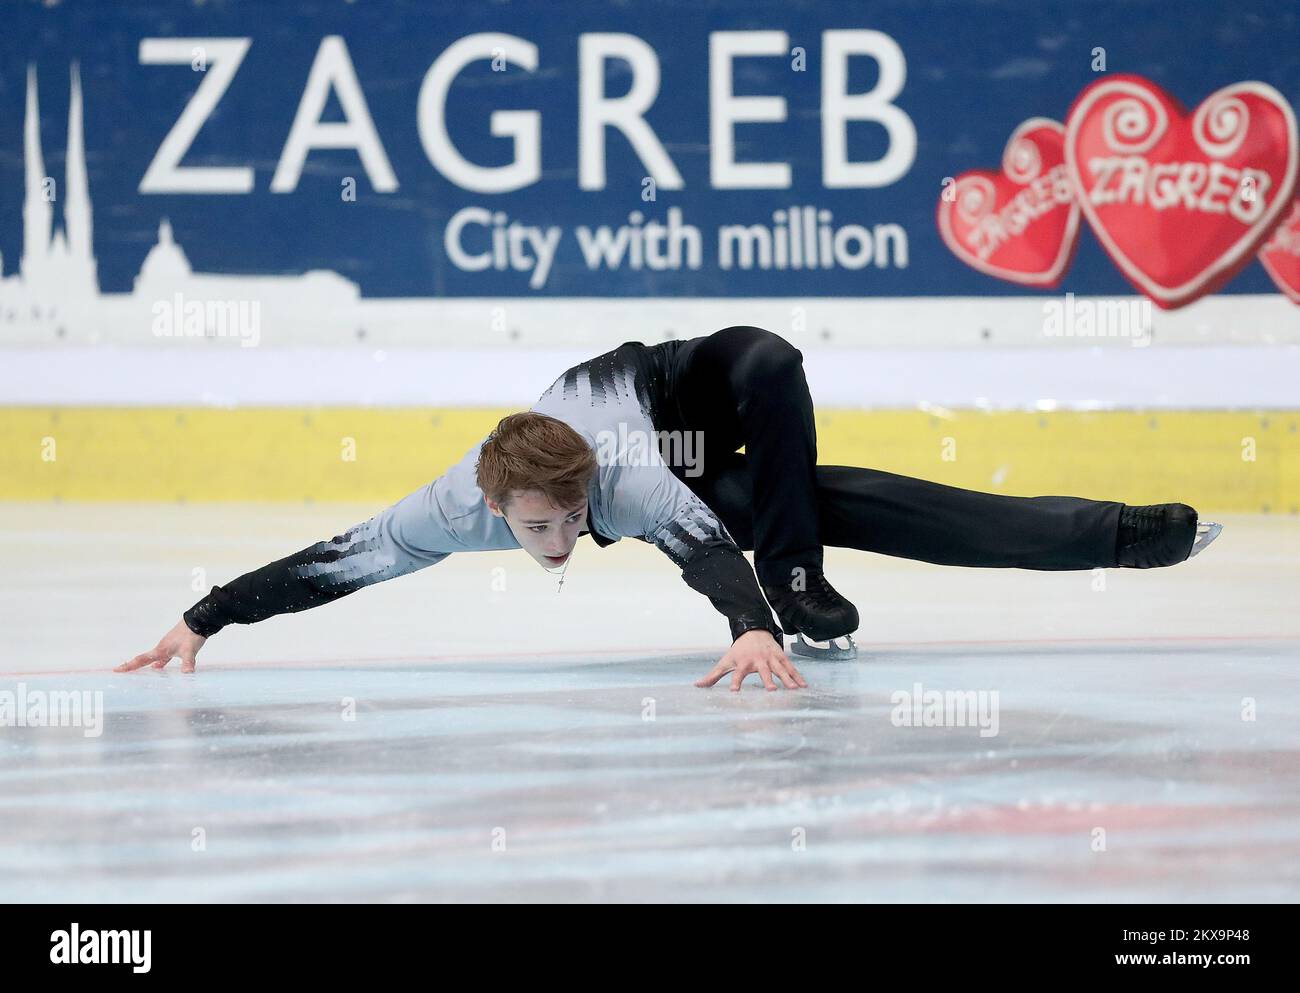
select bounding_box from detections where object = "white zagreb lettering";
[822,30,917,188]
[138,37,253,194]
[271,36,398,193]
[578,33,684,192]
[1087,156,1271,222]
[418,33,540,193]
[965,164,1073,260]
[710,31,791,189]
[134,31,924,197]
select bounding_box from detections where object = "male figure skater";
[119,326,1219,690]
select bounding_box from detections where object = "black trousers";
[659,326,1123,583]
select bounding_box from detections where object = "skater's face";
[486,489,588,570]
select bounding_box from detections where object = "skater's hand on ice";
[695,630,807,692]
[116,618,207,674]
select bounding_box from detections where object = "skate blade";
[1187,521,1223,558]
[790,633,858,661]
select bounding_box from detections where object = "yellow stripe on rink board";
[0,408,513,504]
[2,407,1297,514]
[815,409,1300,515]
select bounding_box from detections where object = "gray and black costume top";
[183,341,784,645]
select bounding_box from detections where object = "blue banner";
[1,0,1297,301]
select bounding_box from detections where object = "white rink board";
[4,343,1299,409]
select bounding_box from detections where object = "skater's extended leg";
[814,465,1122,569]
[689,456,1204,571]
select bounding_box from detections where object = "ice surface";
[2,504,1298,902]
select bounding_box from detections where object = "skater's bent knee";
[744,337,804,383]
[714,327,801,377]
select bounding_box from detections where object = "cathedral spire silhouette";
[21,64,52,281]
[65,61,96,289]
[17,62,98,296]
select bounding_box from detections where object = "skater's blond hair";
[476,412,597,511]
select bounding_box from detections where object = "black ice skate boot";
[1116,503,1222,567]
[761,568,860,661]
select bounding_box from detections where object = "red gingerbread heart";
[1064,75,1298,309]
[937,117,1080,286]
[1259,198,1300,304]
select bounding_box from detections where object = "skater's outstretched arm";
[117,480,454,673]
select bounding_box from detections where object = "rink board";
[2,406,1297,514]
